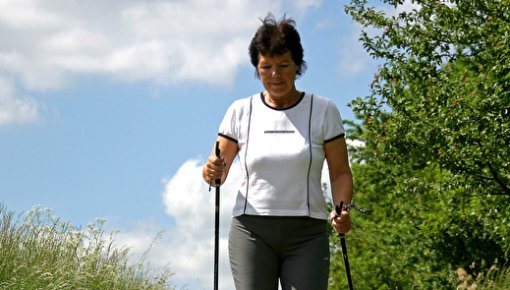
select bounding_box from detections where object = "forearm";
[331,171,353,207]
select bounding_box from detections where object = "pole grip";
[335,202,345,237]
[215,141,221,186]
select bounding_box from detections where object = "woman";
[202,14,353,290]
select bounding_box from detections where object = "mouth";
[271,81,285,87]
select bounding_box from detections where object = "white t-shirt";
[218,92,345,220]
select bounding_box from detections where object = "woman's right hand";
[203,154,226,186]
[202,137,238,187]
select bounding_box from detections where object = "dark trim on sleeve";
[324,133,345,144]
[218,133,238,143]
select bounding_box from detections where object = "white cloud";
[292,0,322,15]
[0,0,287,89]
[338,27,375,76]
[0,0,323,127]
[117,159,239,290]
[0,78,39,126]
[117,157,334,290]
[0,0,62,29]
[338,0,422,77]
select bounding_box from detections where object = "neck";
[264,89,301,109]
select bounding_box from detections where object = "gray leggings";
[228,215,330,290]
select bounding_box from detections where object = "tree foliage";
[329,0,510,289]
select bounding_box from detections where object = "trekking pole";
[335,201,354,290]
[213,141,221,290]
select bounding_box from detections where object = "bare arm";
[325,136,353,233]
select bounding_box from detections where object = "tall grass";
[0,204,174,290]
[478,263,510,290]
[456,263,510,290]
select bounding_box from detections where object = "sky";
[0,0,417,289]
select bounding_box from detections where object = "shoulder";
[222,93,260,121]
[228,93,258,110]
[307,93,337,110]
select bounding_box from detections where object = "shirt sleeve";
[323,100,345,143]
[218,100,240,142]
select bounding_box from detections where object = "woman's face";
[257,51,298,99]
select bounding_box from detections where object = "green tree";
[329,0,510,289]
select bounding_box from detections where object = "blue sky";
[0,0,416,289]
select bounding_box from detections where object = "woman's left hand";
[330,209,352,234]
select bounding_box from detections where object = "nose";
[271,68,281,78]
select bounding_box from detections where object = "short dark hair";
[248,14,307,78]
